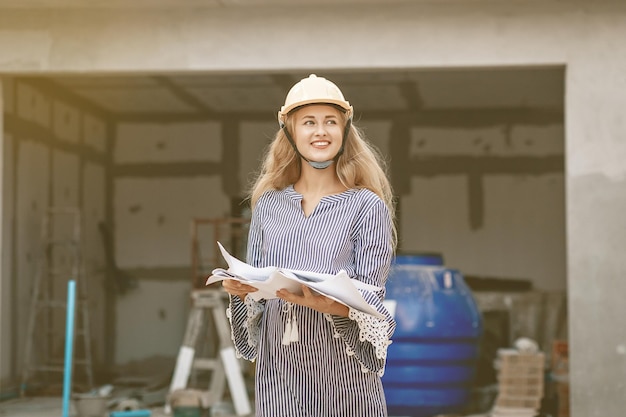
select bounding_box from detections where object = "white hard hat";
[278,74,353,125]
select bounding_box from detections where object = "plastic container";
[382,256,483,417]
[109,410,151,417]
[74,394,110,417]
[394,252,444,267]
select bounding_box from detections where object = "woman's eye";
[326,120,337,125]
[304,120,314,125]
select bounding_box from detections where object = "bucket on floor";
[169,389,204,417]
[74,393,110,417]
[173,407,202,417]
[382,256,483,417]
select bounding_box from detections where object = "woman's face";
[291,104,344,164]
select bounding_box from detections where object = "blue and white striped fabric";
[228,185,396,417]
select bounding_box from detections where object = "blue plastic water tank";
[382,255,483,417]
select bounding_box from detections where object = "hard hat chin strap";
[307,159,334,170]
[281,119,352,170]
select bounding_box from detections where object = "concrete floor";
[0,397,166,417]
[0,397,496,417]
[0,397,244,417]
[0,398,496,417]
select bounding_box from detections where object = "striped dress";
[227,185,396,417]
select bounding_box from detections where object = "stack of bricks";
[491,349,545,417]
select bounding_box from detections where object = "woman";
[223,74,397,417]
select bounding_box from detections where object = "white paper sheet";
[206,242,384,318]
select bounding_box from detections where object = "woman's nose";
[315,124,327,135]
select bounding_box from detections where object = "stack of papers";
[206,242,384,318]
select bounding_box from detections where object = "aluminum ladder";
[20,207,94,395]
[167,289,251,415]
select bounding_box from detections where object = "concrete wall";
[0,79,9,387]
[0,2,625,415]
[0,78,110,386]
[401,124,565,290]
[113,121,231,363]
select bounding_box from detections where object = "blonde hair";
[249,111,397,246]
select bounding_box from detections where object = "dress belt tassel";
[282,302,299,345]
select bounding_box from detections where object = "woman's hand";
[277,285,349,317]
[222,279,258,301]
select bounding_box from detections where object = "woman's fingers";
[278,285,330,309]
[239,283,257,292]
[276,285,349,317]
[278,285,315,302]
[301,285,315,297]
[222,279,257,297]
[276,288,295,302]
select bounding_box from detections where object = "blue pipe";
[62,280,76,417]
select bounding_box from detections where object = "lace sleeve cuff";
[243,296,264,348]
[347,308,392,361]
[226,295,265,360]
[324,308,392,376]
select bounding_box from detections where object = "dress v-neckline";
[301,195,323,218]
[286,185,354,218]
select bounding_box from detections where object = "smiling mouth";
[311,141,331,147]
